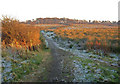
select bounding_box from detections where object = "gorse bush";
[1,16,41,50]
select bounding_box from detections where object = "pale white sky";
[0,0,119,22]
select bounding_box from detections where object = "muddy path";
[44,35,74,82]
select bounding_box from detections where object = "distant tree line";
[23,17,118,25]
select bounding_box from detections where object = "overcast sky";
[0,0,119,21]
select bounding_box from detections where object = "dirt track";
[45,35,74,82]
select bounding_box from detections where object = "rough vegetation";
[43,27,119,82]
[51,25,119,53]
[1,16,119,82]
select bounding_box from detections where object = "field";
[47,24,119,53]
[43,24,120,82]
[1,16,120,82]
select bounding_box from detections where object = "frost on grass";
[44,31,120,82]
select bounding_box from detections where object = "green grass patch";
[12,49,50,81]
[2,44,51,82]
